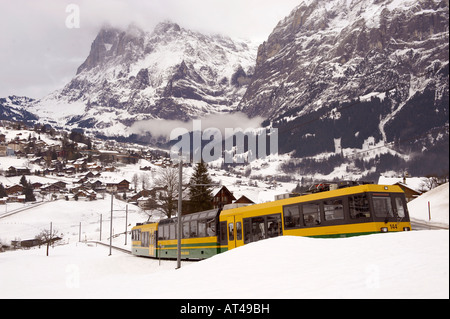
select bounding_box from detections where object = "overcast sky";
[0,0,300,99]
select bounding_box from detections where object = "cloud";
[0,0,301,98]
[130,112,265,140]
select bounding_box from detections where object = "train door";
[226,215,244,250]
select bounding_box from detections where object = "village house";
[212,186,236,208]
[105,179,130,193]
[234,195,255,205]
[7,194,26,203]
[5,166,31,177]
[5,184,24,195]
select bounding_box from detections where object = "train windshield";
[372,195,394,218]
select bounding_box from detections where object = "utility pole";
[109,192,114,256]
[124,205,128,246]
[99,214,102,241]
[79,222,81,242]
[175,159,220,270]
[176,158,183,269]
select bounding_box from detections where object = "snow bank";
[408,183,449,226]
[0,230,448,299]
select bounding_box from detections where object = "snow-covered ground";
[0,182,448,299]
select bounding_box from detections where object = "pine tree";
[20,176,36,202]
[188,162,214,213]
[0,183,7,198]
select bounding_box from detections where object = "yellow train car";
[219,184,412,251]
[131,184,412,259]
[131,222,158,257]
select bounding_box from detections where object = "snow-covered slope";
[240,0,449,177]
[408,182,449,226]
[29,22,257,136]
[0,230,447,299]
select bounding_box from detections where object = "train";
[131,182,412,260]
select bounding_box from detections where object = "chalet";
[40,183,64,193]
[7,140,25,152]
[52,181,67,190]
[137,196,157,210]
[0,144,6,156]
[106,179,130,193]
[212,186,236,208]
[7,194,26,203]
[130,189,154,202]
[20,239,41,248]
[394,182,422,202]
[64,165,76,175]
[31,182,44,190]
[91,180,105,192]
[98,150,119,163]
[73,158,88,171]
[73,189,97,201]
[5,184,23,195]
[234,195,255,205]
[6,166,30,177]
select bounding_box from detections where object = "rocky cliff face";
[240,0,448,120]
[30,22,257,135]
[238,0,449,177]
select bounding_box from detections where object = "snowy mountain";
[28,22,257,136]
[5,0,449,178]
[238,0,449,177]
[0,96,37,123]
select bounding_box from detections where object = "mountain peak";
[154,20,182,34]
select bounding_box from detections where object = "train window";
[324,199,344,221]
[349,194,371,219]
[267,215,281,238]
[142,232,148,247]
[190,220,198,238]
[183,222,190,238]
[163,225,169,240]
[220,222,228,244]
[198,219,206,237]
[236,222,242,240]
[158,227,163,240]
[206,218,216,236]
[303,203,321,226]
[394,197,406,218]
[243,219,251,244]
[169,223,176,240]
[251,217,265,241]
[283,205,302,229]
[373,196,394,218]
[229,223,234,241]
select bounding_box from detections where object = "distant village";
[0,120,174,207]
[0,120,255,212]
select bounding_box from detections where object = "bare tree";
[132,173,139,192]
[140,172,150,190]
[421,175,440,191]
[36,223,62,256]
[153,165,188,218]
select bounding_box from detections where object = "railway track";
[86,241,131,254]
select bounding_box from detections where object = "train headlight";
[381,227,388,233]
[403,227,411,231]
